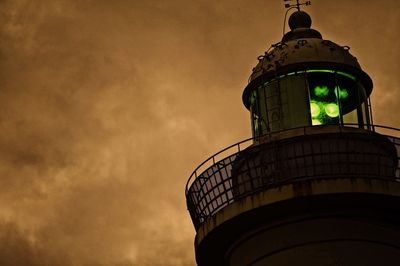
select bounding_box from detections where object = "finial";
[289,11,312,30]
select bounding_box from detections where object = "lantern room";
[242,11,373,137]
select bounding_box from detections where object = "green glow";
[307,69,335,74]
[339,89,348,99]
[324,103,340,117]
[337,71,356,81]
[279,71,306,78]
[314,86,329,97]
[310,102,321,118]
[306,70,356,81]
[334,86,349,99]
[312,119,322,125]
[249,90,257,104]
[265,70,356,87]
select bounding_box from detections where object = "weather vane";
[284,0,311,11]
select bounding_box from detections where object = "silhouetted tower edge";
[185,4,400,266]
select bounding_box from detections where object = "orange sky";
[0,1,399,265]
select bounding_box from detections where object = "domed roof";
[249,38,363,82]
[242,11,372,108]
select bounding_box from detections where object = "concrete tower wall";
[228,195,400,266]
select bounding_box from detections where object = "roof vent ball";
[289,11,312,30]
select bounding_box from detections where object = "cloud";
[0,1,195,265]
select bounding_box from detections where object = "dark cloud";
[0,222,42,266]
[0,0,398,265]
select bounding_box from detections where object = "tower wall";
[195,181,400,266]
[228,195,400,266]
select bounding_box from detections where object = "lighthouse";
[185,2,400,265]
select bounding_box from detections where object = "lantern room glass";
[249,70,371,137]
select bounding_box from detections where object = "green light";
[340,90,348,99]
[335,86,349,99]
[312,119,322,125]
[314,86,329,97]
[324,103,340,117]
[310,102,321,118]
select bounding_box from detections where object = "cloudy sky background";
[0,0,399,265]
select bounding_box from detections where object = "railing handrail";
[185,124,400,193]
[185,135,254,191]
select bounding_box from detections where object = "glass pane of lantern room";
[279,73,310,129]
[249,90,261,137]
[257,84,270,134]
[337,72,360,127]
[263,81,281,133]
[358,82,371,129]
[307,72,340,126]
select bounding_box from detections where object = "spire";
[284,0,312,11]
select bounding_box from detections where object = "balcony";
[186,125,400,229]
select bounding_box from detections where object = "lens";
[310,102,321,118]
[325,103,339,117]
[312,119,322,125]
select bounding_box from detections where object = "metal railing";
[185,125,400,229]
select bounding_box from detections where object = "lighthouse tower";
[185,2,400,266]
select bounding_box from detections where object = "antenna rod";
[284,0,312,11]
